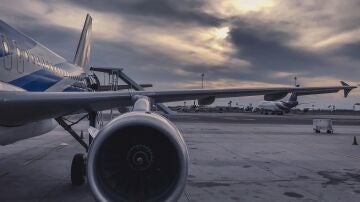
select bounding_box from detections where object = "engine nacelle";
[198,96,215,106]
[87,112,188,202]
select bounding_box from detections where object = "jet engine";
[87,112,188,202]
[198,96,215,106]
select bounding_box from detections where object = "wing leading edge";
[0,84,355,126]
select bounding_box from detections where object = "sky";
[0,0,359,109]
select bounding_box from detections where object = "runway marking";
[23,145,67,166]
[328,151,360,160]
[241,118,256,121]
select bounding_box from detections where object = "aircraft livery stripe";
[9,69,62,91]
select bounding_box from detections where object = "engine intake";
[87,112,188,202]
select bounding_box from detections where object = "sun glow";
[231,0,274,12]
[213,27,230,39]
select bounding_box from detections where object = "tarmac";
[1,112,360,201]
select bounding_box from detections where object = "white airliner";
[257,83,351,115]
[258,93,299,115]
[0,14,356,201]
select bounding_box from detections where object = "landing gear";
[71,153,86,186]
[55,112,98,187]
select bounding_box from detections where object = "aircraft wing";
[296,81,353,97]
[141,85,354,103]
[0,84,355,125]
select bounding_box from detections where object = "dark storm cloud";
[334,43,360,61]
[229,25,325,71]
[65,0,224,27]
[287,0,360,28]
[225,21,360,84]
[2,0,360,89]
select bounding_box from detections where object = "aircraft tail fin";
[73,14,92,70]
[341,81,352,98]
[289,92,297,102]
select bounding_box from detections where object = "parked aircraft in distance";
[258,92,299,115]
[0,14,356,201]
[257,81,351,115]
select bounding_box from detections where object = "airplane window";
[16,48,21,57]
[24,51,29,61]
[3,41,9,54]
[30,54,35,64]
[0,38,3,54]
[41,59,46,68]
[46,62,51,70]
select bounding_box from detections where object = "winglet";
[340,81,353,98]
[73,14,92,70]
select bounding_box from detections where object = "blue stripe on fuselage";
[9,69,62,91]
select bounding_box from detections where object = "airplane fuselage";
[0,32,87,92]
[0,20,89,144]
[258,100,298,114]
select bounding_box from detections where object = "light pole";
[201,73,205,89]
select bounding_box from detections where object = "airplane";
[257,92,298,115]
[257,82,351,115]
[0,14,356,201]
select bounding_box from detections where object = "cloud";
[65,0,225,27]
[0,0,359,108]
